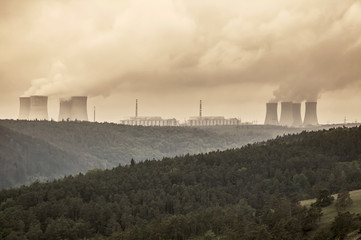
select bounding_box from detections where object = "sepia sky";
[0,0,360,123]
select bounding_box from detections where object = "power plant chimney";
[279,102,293,126]
[93,106,96,122]
[135,99,138,118]
[264,102,278,125]
[200,100,202,118]
[18,97,30,120]
[303,102,318,126]
[58,98,72,121]
[292,103,302,127]
[70,96,88,121]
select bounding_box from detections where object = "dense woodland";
[1,126,361,239]
[0,120,303,189]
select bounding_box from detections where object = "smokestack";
[18,97,30,120]
[135,99,138,118]
[292,103,302,127]
[303,102,318,126]
[58,99,71,121]
[70,96,88,121]
[264,102,278,125]
[29,96,48,120]
[279,102,293,126]
[200,100,202,118]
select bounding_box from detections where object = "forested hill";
[1,126,361,239]
[0,120,303,189]
[0,126,89,189]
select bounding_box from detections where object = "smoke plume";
[0,0,360,101]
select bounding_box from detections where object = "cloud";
[0,0,360,103]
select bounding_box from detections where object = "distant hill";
[0,126,91,189]
[0,120,304,189]
[0,126,361,239]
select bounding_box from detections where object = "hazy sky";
[0,0,360,123]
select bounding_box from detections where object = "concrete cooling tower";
[58,96,88,121]
[58,99,72,121]
[18,97,30,120]
[279,102,293,126]
[264,102,279,125]
[303,102,318,126]
[70,96,88,121]
[29,96,48,120]
[292,103,302,127]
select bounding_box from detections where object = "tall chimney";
[18,97,30,120]
[303,102,318,126]
[279,102,293,126]
[58,99,72,121]
[292,103,302,127]
[264,102,278,125]
[200,100,202,118]
[29,96,48,120]
[135,99,138,118]
[70,96,88,121]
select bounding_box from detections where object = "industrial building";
[187,116,240,126]
[119,99,179,126]
[186,100,241,126]
[120,117,178,126]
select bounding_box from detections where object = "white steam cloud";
[1,0,361,102]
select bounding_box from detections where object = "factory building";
[120,117,178,126]
[186,100,241,126]
[119,99,178,126]
[187,116,240,126]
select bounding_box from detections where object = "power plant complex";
[18,95,319,127]
[264,101,318,126]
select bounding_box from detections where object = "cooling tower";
[29,96,48,120]
[303,102,318,126]
[18,97,30,120]
[279,102,293,126]
[58,99,72,121]
[70,96,88,121]
[292,103,302,127]
[264,102,279,125]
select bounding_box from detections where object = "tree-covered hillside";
[0,120,303,189]
[0,126,90,190]
[1,126,361,239]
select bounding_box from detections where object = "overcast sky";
[0,0,360,123]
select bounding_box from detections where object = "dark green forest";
[0,120,303,189]
[1,126,361,239]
